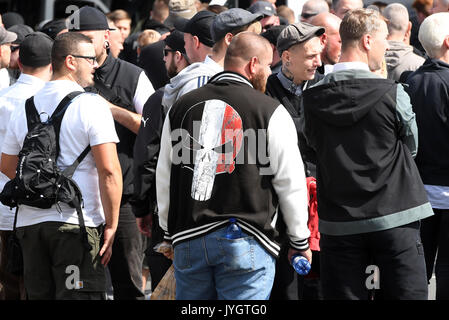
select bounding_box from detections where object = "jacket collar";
[95,52,115,81]
[423,57,449,70]
[209,71,253,88]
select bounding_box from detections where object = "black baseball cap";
[68,6,115,32]
[19,32,53,68]
[8,24,33,45]
[40,19,68,40]
[181,10,216,47]
[164,29,186,54]
[2,12,25,29]
[261,25,287,46]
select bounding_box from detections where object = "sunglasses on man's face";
[10,45,20,53]
[164,48,176,56]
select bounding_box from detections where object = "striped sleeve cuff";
[290,238,310,251]
[163,230,172,242]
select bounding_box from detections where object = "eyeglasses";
[163,48,176,56]
[67,54,97,65]
[10,45,20,53]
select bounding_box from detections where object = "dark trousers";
[108,202,144,300]
[420,209,449,300]
[0,231,25,300]
[320,221,428,300]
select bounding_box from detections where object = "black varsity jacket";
[156,71,311,257]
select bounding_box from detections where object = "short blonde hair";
[419,12,449,58]
[340,8,385,51]
[138,29,162,48]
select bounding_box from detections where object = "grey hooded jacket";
[385,41,425,81]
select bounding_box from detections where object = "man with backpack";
[0,31,53,300]
[0,32,122,300]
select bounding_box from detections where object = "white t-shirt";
[424,185,449,209]
[0,73,46,230]
[0,68,10,90]
[2,80,119,228]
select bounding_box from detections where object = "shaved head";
[310,11,342,30]
[224,32,273,92]
[224,32,272,69]
[310,12,342,65]
[301,0,330,22]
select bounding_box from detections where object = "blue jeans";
[173,227,275,300]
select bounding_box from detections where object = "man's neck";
[22,71,50,82]
[281,65,305,86]
[96,51,109,67]
[436,51,449,65]
[51,72,76,83]
[211,42,227,67]
[339,49,369,65]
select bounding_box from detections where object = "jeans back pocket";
[218,236,255,273]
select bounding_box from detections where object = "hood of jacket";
[162,61,215,109]
[385,41,415,69]
[416,57,449,72]
[304,71,397,127]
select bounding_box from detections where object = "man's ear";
[248,56,258,75]
[224,32,234,46]
[443,35,449,49]
[404,21,412,42]
[65,55,77,72]
[320,33,328,47]
[193,35,201,49]
[362,33,372,51]
[281,49,290,64]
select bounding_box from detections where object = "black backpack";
[0,91,92,250]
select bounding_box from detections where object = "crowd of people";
[0,0,447,301]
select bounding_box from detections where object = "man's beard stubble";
[250,71,267,93]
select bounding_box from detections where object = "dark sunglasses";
[10,45,20,52]
[163,48,176,56]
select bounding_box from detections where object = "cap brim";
[252,12,264,21]
[1,30,17,44]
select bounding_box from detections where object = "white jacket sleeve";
[267,105,310,250]
[133,71,155,115]
[156,114,173,241]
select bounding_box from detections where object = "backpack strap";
[25,97,42,131]
[50,91,84,151]
[51,91,92,251]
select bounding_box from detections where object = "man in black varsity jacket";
[303,8,433,300]
[156,32,311,300]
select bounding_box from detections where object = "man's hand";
[100,225,116,266]
[136,214,153,237]
[287,247,312,265]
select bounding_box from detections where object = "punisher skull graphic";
[181,99,243,201]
